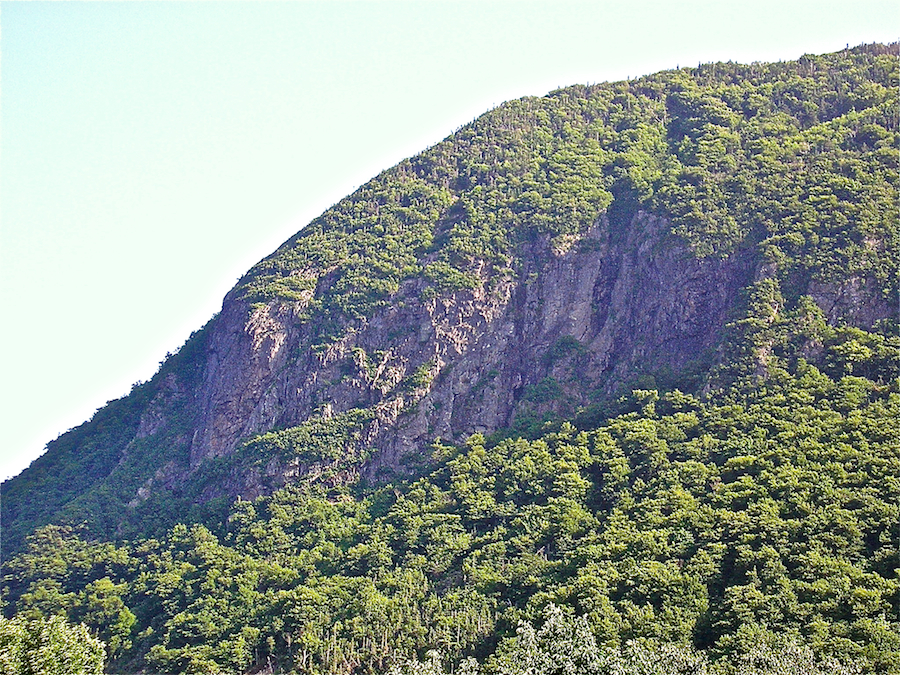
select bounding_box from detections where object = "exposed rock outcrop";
[180,211,755,487]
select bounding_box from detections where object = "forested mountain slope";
[1,43,897,674]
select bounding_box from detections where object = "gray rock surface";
[173,211,758,492]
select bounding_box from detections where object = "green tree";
[0,614,105,675]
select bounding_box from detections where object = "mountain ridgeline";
[2,44,898,674]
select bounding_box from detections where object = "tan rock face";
[177,211,758,487]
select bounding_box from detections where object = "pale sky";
[1,0,897,481]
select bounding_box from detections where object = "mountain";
[1,44,897,674]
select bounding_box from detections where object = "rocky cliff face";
[131,204,893,507]
[174,211,756,490]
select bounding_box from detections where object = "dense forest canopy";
[1,44,897,674]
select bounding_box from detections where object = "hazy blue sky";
[1,0,897,480]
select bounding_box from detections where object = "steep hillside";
[4,44,896,561]
[1,44,898,672]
